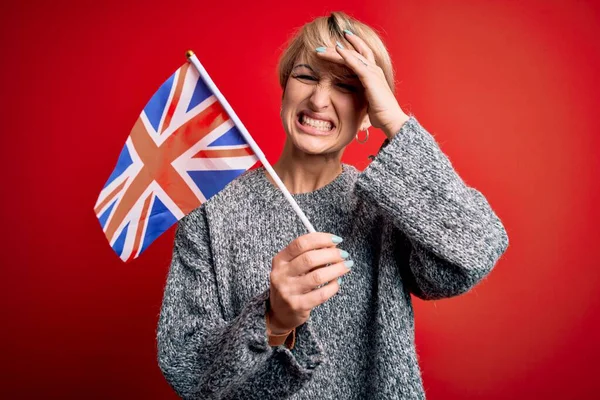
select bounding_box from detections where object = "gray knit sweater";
[157,116,509,399]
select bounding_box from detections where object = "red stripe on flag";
[129,194,153,260]
[192,147,254,159]
[161,63,190,134]
[94,179,127,215]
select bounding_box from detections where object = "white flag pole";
[186,50,316,233]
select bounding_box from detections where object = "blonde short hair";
[278,12,395,93]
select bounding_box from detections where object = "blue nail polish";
[336,41,344,49]
[340,250,349,259]
[343,29,354,36]
[344,260,354,269]
[332,235,343,244]
[338,277,343,285]
[316,47,327,53]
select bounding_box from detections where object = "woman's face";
[280,58,368,155]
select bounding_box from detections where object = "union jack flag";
[94,61,258,262]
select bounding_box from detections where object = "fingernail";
[316,46,327,53]
[336,41,344,49]
[332,235,343,244]
[338,277,343,285]
[344,260,354,269]
[339,250,349,259]
[343,29,354,36]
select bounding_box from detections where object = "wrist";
[383,113,410,139]
[266,311,296,349]
[266,309,292,335]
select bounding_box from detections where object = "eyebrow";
[292,64,359,81]
[292,64,316,72]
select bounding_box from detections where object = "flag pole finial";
[185,50,195,59]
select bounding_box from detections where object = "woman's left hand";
[316,31,409,139]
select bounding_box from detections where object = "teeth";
[301,114,333,131]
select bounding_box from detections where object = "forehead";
[293,54,356,79]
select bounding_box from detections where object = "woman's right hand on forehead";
[267,232,353,334]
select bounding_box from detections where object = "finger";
[279,232,343,262]
[288,246,350,276]
[298,260,353,293]
[343,30,376,63]
[298,277,341,310]
[316,45,370,74]
[334,44,371,76]
[314,46,346,65]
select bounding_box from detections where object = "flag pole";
[186,50,316,233]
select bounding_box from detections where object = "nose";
[308,84,331,111]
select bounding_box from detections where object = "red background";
[2,0,599,398]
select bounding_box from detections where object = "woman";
[157,11,509,399]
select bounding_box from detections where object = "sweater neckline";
[256,164,355,200]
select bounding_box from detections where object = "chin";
[291,135,339,155]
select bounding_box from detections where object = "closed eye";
[293,74,318,82]
[336,83,358,93]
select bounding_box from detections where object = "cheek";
[350,91,368,112]
[282,79,307,106]
[335,96,365,132]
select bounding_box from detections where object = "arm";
[157,206,323,399]
[354,116,509,300]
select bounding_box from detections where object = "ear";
[359,114,371,131]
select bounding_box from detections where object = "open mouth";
[297,112,335,132]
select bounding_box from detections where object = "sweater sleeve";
[353,116,509,300]
[157,205,324,399]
